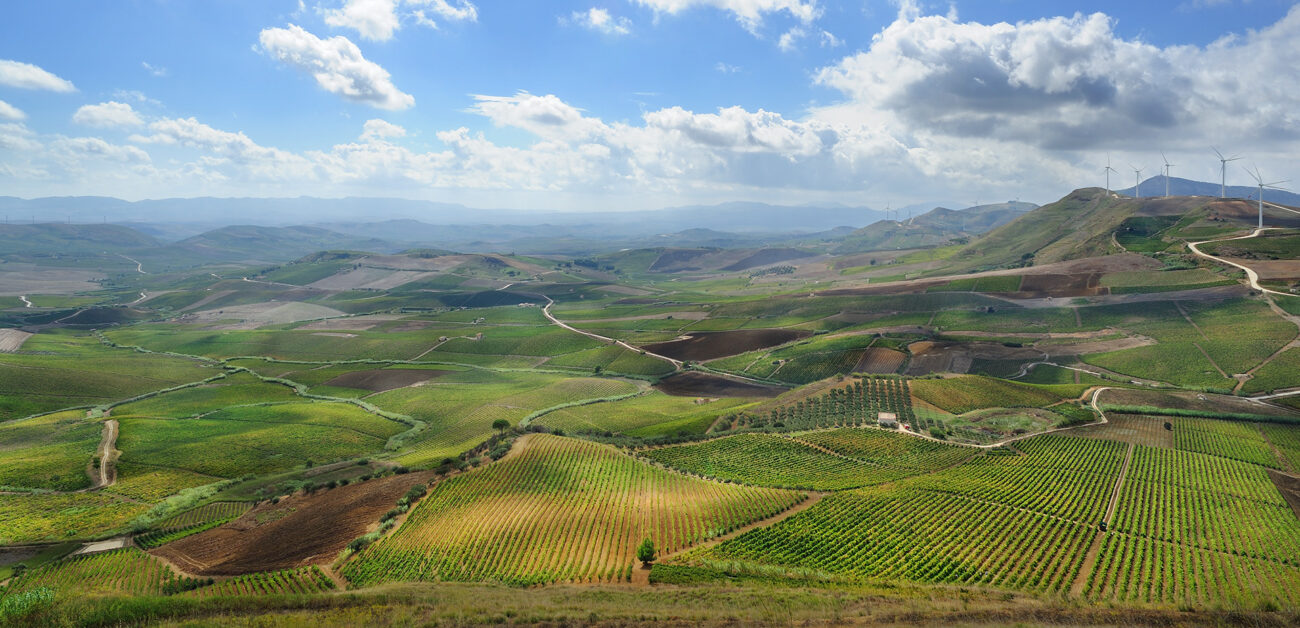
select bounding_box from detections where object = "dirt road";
[539,296,683,369]
[94,419,120,488]
[1188,228,1300,299]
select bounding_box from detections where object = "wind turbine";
[1245,165,1290,230]
[1161,153,1175,197]
[1103,155,1117,196]
[1130,165,1144,199]
[1213,147,1241,198]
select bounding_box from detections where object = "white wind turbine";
[1131,165,1144,199]
[1104,155,1117,196]
[1245,165,1290,230]
[1162,153,1175,197]
[1213,147,1241,198]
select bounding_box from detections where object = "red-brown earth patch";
[324,368,452,392]
[643,329,812,362]
[854,347,907,374]
[152,471,435,575]
[654,372,787,398]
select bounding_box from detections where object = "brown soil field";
[721,248,813,272]
[648,249,711,272]
[153,471,435,575]
[324,368,453,392]
[654,372,787,398]
[854,347,906,373]
[0,328,33,353]
[643,329,811,362]
[1226,259,1300,281]
[1013,273,1105,298]
[1072,414,1174,448]
[309,268,437,291]
[1268,470,1300,521]
[1102,388,1300,418]
[904,341,1041,376]
[383,320,435,332]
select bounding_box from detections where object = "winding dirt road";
[539,296,683,369]
[1187,228,1300,299]
[94,419,120,488]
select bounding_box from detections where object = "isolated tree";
[492,419,511,434]
[637,537,656,566]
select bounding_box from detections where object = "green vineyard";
[183,566,335,598]
[749,377,914,429]
[3,549,177,597]
[343,434,803,587]
[149,501,252,531]
[642,428,975,490]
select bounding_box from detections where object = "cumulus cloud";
[258,25,415,110]
[141,61,167,77]
[72,102,144,128]
[469,92,609,141]
[0,100,24,121]
[0,59,76,92]
[564,8,633,35]
[361,118,406,140]
[813,7,1300,151]
[323,0,476,41]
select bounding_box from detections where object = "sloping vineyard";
[342,434,803,587]
[750,378,914,429]
[183,567,335,598]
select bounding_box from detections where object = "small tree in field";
[637,537,656,566]
[492,419,511,434]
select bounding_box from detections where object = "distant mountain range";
[830,202,1038,254]
[1115,176,1300,206]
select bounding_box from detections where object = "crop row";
[136,517,236,549]
[1171,417,1279,468]
[183,566,335,598]
[699,487,1094,592]
[150,501,251,531]
[643,433,916,490]
[749,378,914,430]
[1261,424,1300,471]
[343,434,802,587]
[3,549,176,597]
[1084,533,1300,607]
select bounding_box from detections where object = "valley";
[1,189,1299,626]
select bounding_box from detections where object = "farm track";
[538,295,683,369]
[1069,400,1130,597]
[18,295,32,308]
[118,254,146,274]
[94,419,120,488]
[630,491,828,586]
[1188,228,1300,299]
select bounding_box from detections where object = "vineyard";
[2,549,176,597]
[1170,417,1280,468]
[150,502,252,530]
[136,517,237,550]
[642,433,916,490]
[642,428,976,490]
[1109,446,1300,566]
[343,434,803,586]
[182,566,335,598]
[747,377,914,429]
[1261,424,1300,471]
[677,434,1125,590]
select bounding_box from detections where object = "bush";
[637,537,656,566]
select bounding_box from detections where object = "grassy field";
[114,402,400,479]
[1083,299,1296,387]
[1243,346,1300,394]
[0,410,100,491]
[0,493,149,544]
[908,375,1081,414]
[378,372,642,467]
[535,392,756,438]
[343,434,803,586]
[0,331,215,421]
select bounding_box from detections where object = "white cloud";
[632,0,819,32]
[777,26,805,51]
[258,24,415,110]
[141,61,167,77]
[361,118,407,140]
[323,0,477,41]
[470,92,609,141]
[0,100,24,121]
[818,29,840,47]
[0,59,76,92]
[565,8,633,35]
[72,102,144,128]
[715,62,741,73]
[324,0,401,41]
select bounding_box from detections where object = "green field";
[0,410,100,491]
[909,375,1080,414]
[535,391,756,438]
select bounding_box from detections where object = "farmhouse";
[877,412,898,428]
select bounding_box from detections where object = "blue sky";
[1,0,1297,210]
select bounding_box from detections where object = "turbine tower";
[1130,165,1144,199]
[1213,147,1241,198]
[1246,166,1290,230]
[1162,153,1175,197]
[1104,155,1117,195]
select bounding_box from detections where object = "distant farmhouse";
[877,412,898,428]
